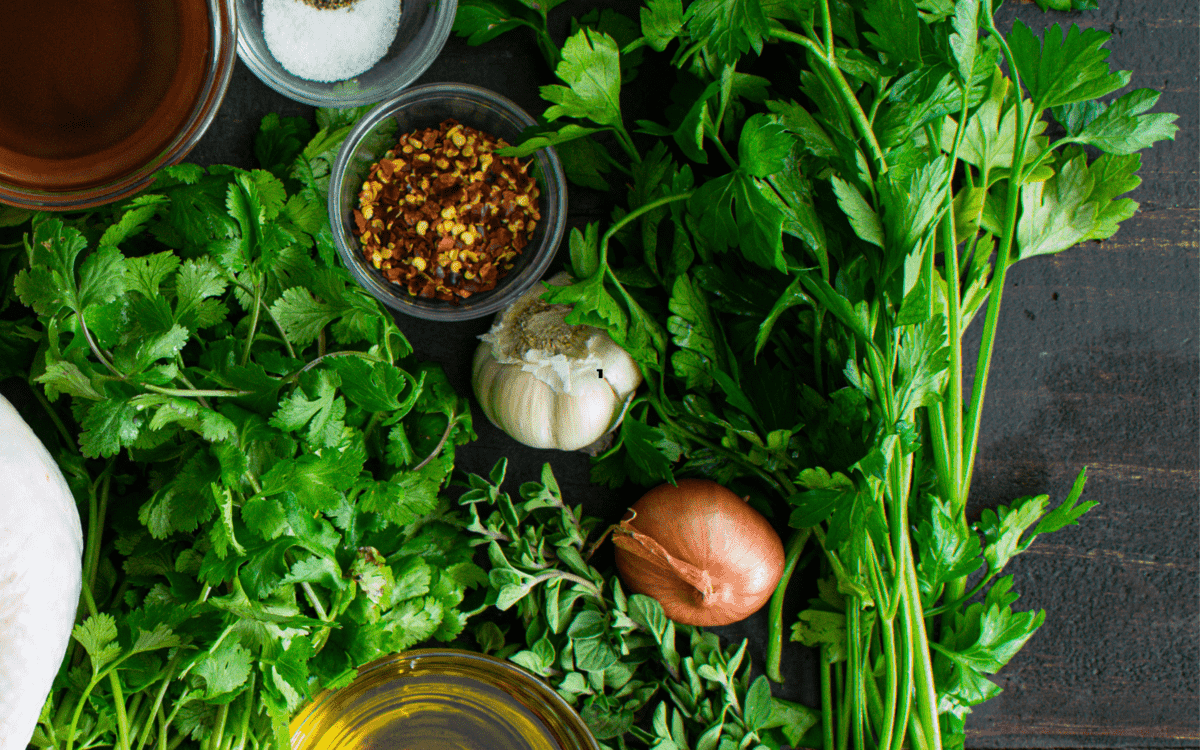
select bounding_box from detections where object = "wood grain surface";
[184,0,1199,746]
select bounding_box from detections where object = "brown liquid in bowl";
[0,0,210,191]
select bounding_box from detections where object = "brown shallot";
[611,479,785,626]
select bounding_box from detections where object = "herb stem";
[230,278,297,360]
[412,406,459,472]
[962,15,1031,505]
[924,568,994,617]
[30,383,77,452]
[134,656,181,750]
[295,348,383,375]
[942,84,971,511]
[241,281,263,366]
[766,28,888,173]
[712,136,739,172]
[820,646,835,750]
[81,465,113,616]
[79,309,124,379]
[598,192,694,267]
[876,613,899,750]
[818,0,834,58]
[766,527,810,682]
[142,385,255,398]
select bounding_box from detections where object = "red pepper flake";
[352,119,542,301]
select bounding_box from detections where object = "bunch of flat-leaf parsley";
[463,0,1178,748]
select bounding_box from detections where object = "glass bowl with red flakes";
[328,82,567,321]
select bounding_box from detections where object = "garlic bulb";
[472,273,642,451]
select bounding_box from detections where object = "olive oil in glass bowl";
[290,650,601,750]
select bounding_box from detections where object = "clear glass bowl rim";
[0,0,237,211]
[234,0,458,108]
[327,82,568,321]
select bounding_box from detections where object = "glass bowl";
[235,0,456,107]
[0,0,236,211]
[290,649,601,750]
[328,82,567,321]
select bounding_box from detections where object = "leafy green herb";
[482,1,1174,749]
[7,113,478,750]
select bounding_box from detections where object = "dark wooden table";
[190,0,1199,746]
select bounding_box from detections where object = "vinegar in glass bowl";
[0,0,212,198]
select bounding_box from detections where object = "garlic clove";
[588,333,641,400]
[552,371,620,450]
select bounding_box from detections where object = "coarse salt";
[262,0,401,83]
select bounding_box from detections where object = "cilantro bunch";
[4,109,481,750]
[470,0,1176,748]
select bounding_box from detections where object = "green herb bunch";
[460,458,820,750]
[2,109,481,750]
[464,0,1177,747]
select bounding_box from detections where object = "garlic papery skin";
[472,273,642,451]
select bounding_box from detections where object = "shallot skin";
[613,479,785,626]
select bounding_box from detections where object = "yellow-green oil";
[290,650,598,750]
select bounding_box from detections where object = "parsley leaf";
[1007,20,1130,110]
[541,29,624,128]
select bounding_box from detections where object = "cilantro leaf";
[269,370,347,448]
[14,219,90,316]
[193,640,254,699]
[72,614,121,674]
[256,113,313,179]
[259,442,365,514]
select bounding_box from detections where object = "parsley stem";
[924,568,994,617]
[876,614,899,750]
[766,527,810,682]
[962,14,1031,507]
[818,0,834,59]
[940,84,972,511]
[598,191,694,267]
[712,136,739,172]
[820,647,835,750]
[766,28,888,174]
[902,540,941,750]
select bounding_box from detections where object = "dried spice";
[353,119,542,301]
[299,0,358,8]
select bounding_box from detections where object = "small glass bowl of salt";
[234,0,455,107]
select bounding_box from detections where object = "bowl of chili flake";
[328,82,567,321]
